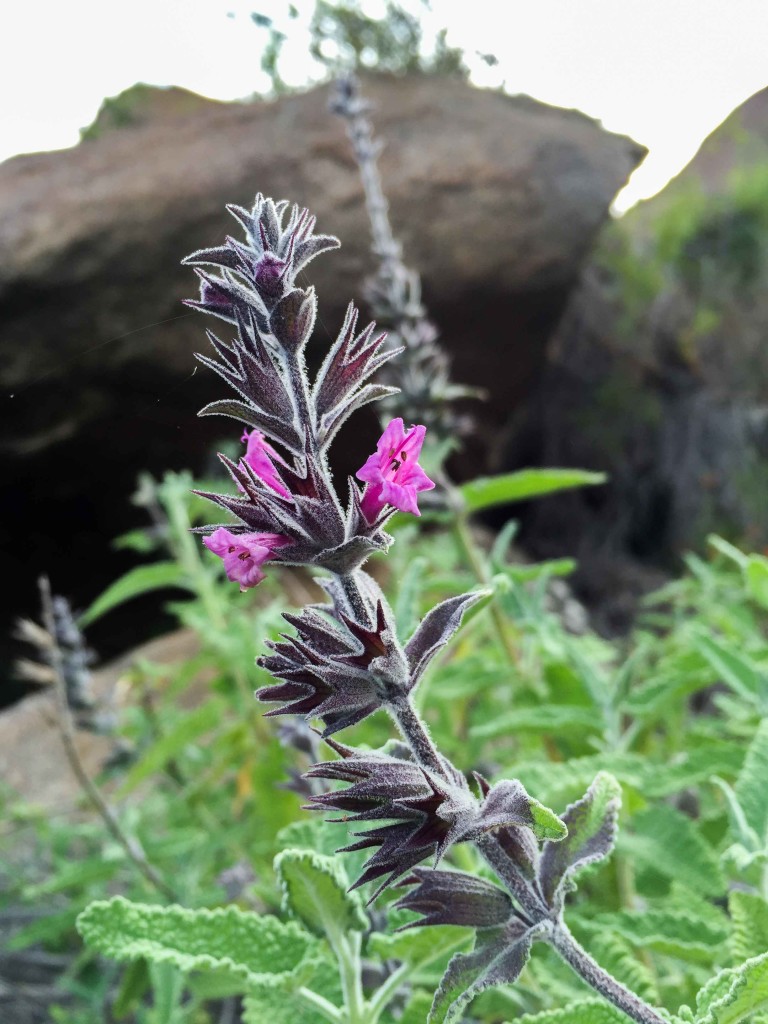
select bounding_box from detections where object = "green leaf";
[79,562,191,626]
[117,699,227,794]
[428,924,536,1024]
[369,924,471,970]
[243,955,342,1024]
[735,719,768,844]
[696,952,768,1023]
[515,1000,630,1024]
[691,632,763,705]
[592,907,728,964]
[729,891,768,963]
[274,849,368,938]
[112,958,150,1019]
[459,468,606,513]
[620,804,723,896]
[745,554,768,609]
[76,897,315,987]
[275,820,342,858]
[470,704,601,741]
[577,929,658,1003]
[539,773,621,906]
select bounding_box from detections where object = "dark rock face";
[0,75,641,683]
[509,88,768,630]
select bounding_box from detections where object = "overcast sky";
[3,0,768,212]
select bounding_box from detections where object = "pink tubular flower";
[240,429,291,499]
[356,418,435,521]
[203,527,291,591]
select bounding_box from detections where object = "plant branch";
[366,961,410,1024]
[39,576,177,902]
[297,987,343,1023]
[550,921,668,1024]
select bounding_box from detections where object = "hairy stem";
[39,577,177,901]
[475,835,544,926]
[551,922,667,1024]
[391,695,447,778]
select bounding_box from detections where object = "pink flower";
[240,429,291,499]
[356,418,435,521]
[203,527,290,591]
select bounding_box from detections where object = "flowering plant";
[166,192,673,1024]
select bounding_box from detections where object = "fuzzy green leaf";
[735,719,768,845]
[696,952,768,1023]
[76,897,315,986]
[459,469,606,513]
[429,924,535,1024]
[729,891,768,963]
[515,1000,632,1024]
[243,954,342,1024]
[274,849,368,938]
[369,924,471,970]
[620,805,723,896]
[79,562,191,626]
[539,772,621,906]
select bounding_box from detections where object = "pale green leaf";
[76,897,315,987]
[459,469,606,513]
[369,924,471,970]
[735,719,768,844]
[274,849,367,938]
[79,562,191,626]
[729,891,768,963]
[696,952,768,1023]
[515,999,634,1023]
[243,954,342,1024]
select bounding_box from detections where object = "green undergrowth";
[3,470,768,1022]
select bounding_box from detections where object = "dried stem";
[39,576,177,901]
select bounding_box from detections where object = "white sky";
[2,0,768,212]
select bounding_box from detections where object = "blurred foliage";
[3,466,768,1020]
[250,0,469,94]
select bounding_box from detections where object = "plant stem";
[452,511,519,666]
[335,931,367,1024]
[475,835,543,926]
[39,577,177,902]
[366,962,410,1024]
[391,696,447,778]
[297,987,343,1023]
[550,922,667,1024]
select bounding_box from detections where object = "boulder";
[507,87,768,630]
[0,74,642,679]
